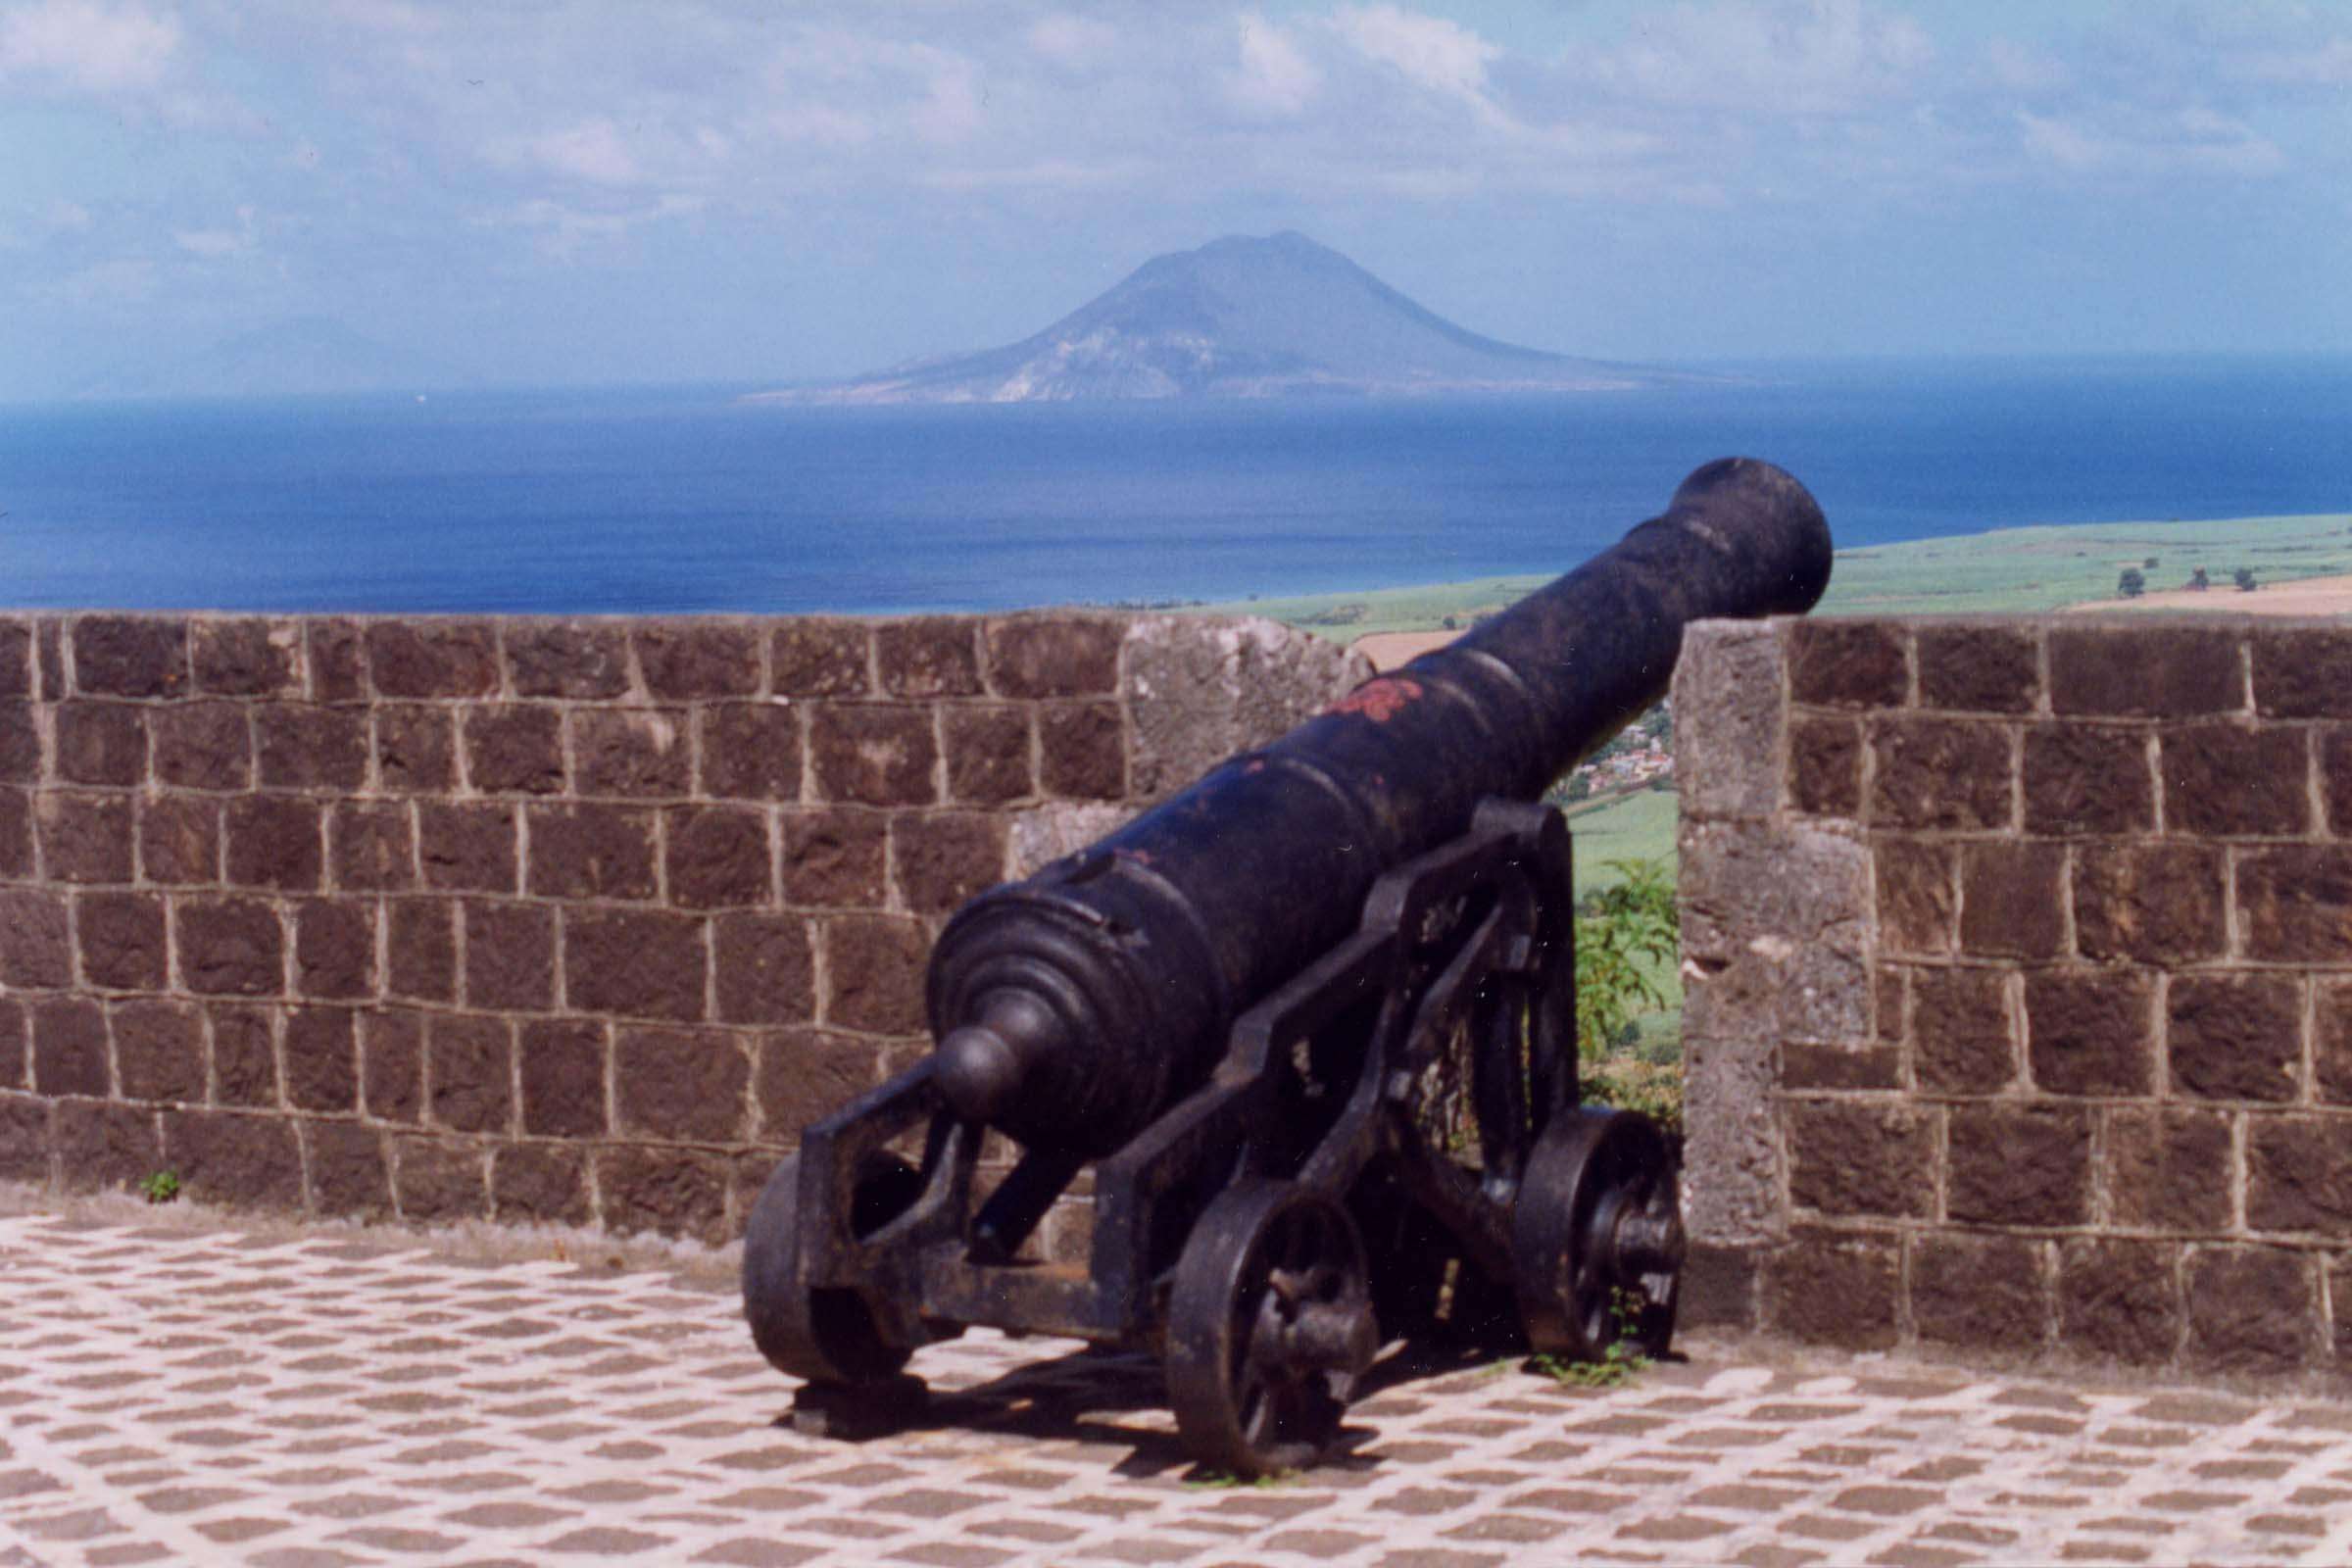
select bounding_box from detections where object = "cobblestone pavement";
[5,1207,2351,1568]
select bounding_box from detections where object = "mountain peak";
[751,234,1687,405]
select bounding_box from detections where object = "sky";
[2,0,2349,398]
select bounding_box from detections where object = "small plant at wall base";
[139,1170,181,1205]
[1574,857,1684,1134]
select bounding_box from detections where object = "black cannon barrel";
[928,457,1832,1154]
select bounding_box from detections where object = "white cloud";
[42,255,158,305]
[1333,3,1496,102]
[1230,14,1320,118]
[2017,105,2284,178]
[519,120,642,186]
[483,190,702,258]
[174,203,259,256]
[0,0,180,94]
[1027,13,1116,72]
[1574,0,1933,116]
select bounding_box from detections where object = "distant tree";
[2235,567,2259,592]
[1440,614,1457,630]
[2187,567,2211,592]
[1562,774,1592,803]
[2118,568,2145,599]
[2144,557,2160,568]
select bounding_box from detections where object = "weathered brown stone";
[665,806,772,908]
[2239,846,2352,964]
[53,1099,159,1194]
[525,803,658,901]
[31,999,109,1097]
[177,897,284,996]
[2059,1239,2181,1365]
[2246,1115,2352,1237]
[597,1144,729,1243]
[76,892,166,991]
[38,792,134,883]
[190,616,301,697]
[1867,716,2012,831]
[771,620,869,697]
[877,618,983,698]
[2252,626,2352,719]
[518,1019,608,1137]
[328,802,414,892]
[283,1006,358,1112]
[2324,728,2352,838]
[755,1030,880,1141]
[362,1010,422,1123]
[394,1135,488,1221]
[1910,967,2015,1094]
[2032,719,2154,832]
[1914,1233,2047,1348]
[2317,980,2352,1104]
[571,708,691,797]
[0,621,28,698]
[892,811,1006,913]
[2024,968,2154,1096]
[464,901,554,1011]
[0,1095,49,1181]
[1786,1101,1934,1218]
[54,703,145,786]
[225,796,322,891]
[35,620,61,702]
[0,888,73,988]
[1038,702,1125,800]
[823,915,928,1035]
[254,705,368,790]
[2049,625,2241,717]
[984,616,1122,699]
[0,788,28,878]
[2073,844,2226,964]
[0,702,37,783]
[1760,1228,1900,1348]
[373,705,456,792]
[305,619,366,703]
[1916,624,2040,714]
[2162,723,2309,836]
[1786,713,1862,817]
[615,1026,749,1142]
[1947,1104,2090,1226]
[635,621,760,699]
[564,908,707,1020]
[292,899,374,1001]
[307,1120,391,1219]
[1958,840,2065,959]
[712,914,816,1025]
[149,703,252,791]
[2185,1247,2316,1372]
[782,808,888,906]
[0,1000,23,1090]
[1781,1042,1902,1090]
[492,1144,591,1226]
[416,802,516,893]
[427,1014,513,1134]
[113,1000,204,1103]
[366,621,498,698]
[504,619,632,699]
[463,705,565,794]
[808,703,937,806]
[210,1005,279,1107]
[139,796,219,885]
[162,1109,303,1209]
[942,705,1032,806]
[2168,974,2301,1102]
[72,616,186,697]
[699,703,802,800]
[385,899,457,1003]
[1787,620,1907,710]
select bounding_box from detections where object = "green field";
[1565,785,1678,902]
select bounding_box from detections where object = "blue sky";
[3,0,2348,397]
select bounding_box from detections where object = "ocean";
[3,356,2348,615]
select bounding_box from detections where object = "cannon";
[744,457,1832,1474]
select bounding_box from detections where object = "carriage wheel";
[1510,1108,1684,1362]
[742,1151,925,1386]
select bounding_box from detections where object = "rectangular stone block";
[385,899,457,1003]
[1946,1104,2090,1226]
[0,788,28,877]
[113,1000,204,1103]
[362,1010,422,1123]
[635,621,761,700]
[877,618,982,698]
[596,1143,730,1244]
[190,616,301,697]
[2252,625,2352,719]
[463,901,555,1011]
[492,1144,591,1226]
[1916,624,2039,714]
[665,805,773,909]
[373,705,457,792]
[0,620,28,698]
[76,891,167,991]
[1958,840,2065,960]
[329,802,415,892]
[564,907,708,1021]
[1786,1101,1935,1219]
[1910,967,2015,1094]
[1867,716,2013,831]
[427,1014,514,1135]
[505,619,631,699]
[615,1026,750,1141]
[518,1018,609,1138]
[0,888,73,989]
[0,1095,49,1182]
[1788,620,1907,709]
[366,621,498,698]
[2318,979,2352,1105]
[254,704,368,791]
[1039,701,1126,801]
[712,914,816,1026]
[54,702,145,786]
[821,915,929,1035]
[755,1029,881,1142]
[2168,973,2301,1102]
[225,796,322,892]
[307,1119,391,1219]
[2025,968,2154,1097]
[783,808,888,907]
[150,703,253,791]
[1759,1228,1900,1348]
[394,1135,489,1222]
[161,1109,303,1210]
[771,619,870,697]
[2105,1105,2232,1231]
[305,619,365,704]
[177,897,285,997]
[293,899,373,1001]
[2184,1246,2318,1372]
[1786,713,1862,818]
[1673,621,1788,822]
[417,802,516,894]
[2238,847,2352,963]
[2049,625,2242,717]
[984,615,1122,698]
[2161,723,2309,837]
[31,998,109,1097]
[892,811,1007,914]
[699,703,802,801]
[1913,1233,2048,1349]
[2325,728,2352,838]
[72,615,187,698]
[1781,1042,1902,1091]
[571,708,692,798]
[38,792,134,883]
[209,1004,279,1106]
[53,1099,158,1194]
[2058,1238,2182,1365]
[2246,1114,2352,1237]
[0,702,36,784]
[139,796,220,885]
[462,705,565,794]
[283,1005,358,1112]
[808,704,938,806]
[2073,844,2225,964]
[525,803,659,902]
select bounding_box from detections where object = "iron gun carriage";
[744,458,1832,1475]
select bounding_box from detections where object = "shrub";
[2234,567,2258,592]
[2118,567,2145,598]
[1575,858,1677,1064]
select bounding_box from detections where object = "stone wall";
[0,611,1363,1244]
[1678,613,2352,1375]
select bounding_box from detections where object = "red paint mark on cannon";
[1332,678,1423,722]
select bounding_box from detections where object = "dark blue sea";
[4,357,2347,613]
